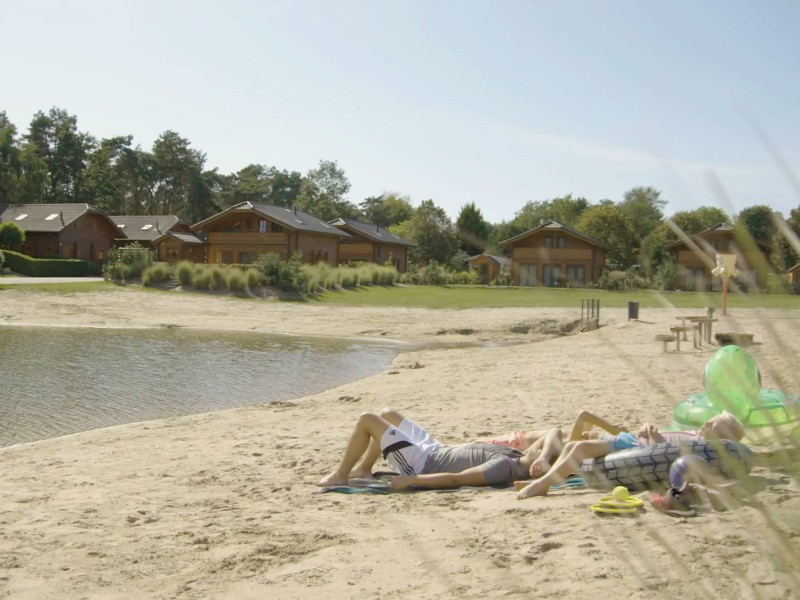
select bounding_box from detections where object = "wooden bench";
[655,334,678,352]
[670,325,699,350]
[715,332,755,346]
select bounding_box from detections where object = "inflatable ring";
[580,439,753,491]
[672,389,800,442]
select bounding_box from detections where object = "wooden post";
[722,278,729,316]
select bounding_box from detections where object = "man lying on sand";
[317,408,563,491]
[515,411,745,500]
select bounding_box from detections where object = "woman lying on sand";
[317,408,565,490]
[515,411,745,500]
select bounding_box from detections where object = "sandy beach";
[1,287,799,599]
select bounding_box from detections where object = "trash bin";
[628,301,639,321]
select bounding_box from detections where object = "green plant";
[142,263,172,287]
[193,268,212,290]
[255,252,283,286]
[0,221,26,249]
[245,268,264,289]
[209,265,228,289]
[175,261,195,286]
[227,268,247,292]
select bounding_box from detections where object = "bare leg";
[350,408,406,478]
[475,428,550,450]
[567,411,627,441]
[317,412,392,486]
[517,439,610,499]
[520,428,563,477]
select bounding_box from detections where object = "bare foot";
[517,479,550,499]
[317,472,348,487]
[348,469,374,480]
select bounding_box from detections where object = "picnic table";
[690,316,719,344]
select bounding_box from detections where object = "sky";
[4,0,800,223]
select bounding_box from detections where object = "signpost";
[711,253,738,316]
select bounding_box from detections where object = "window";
[45,213,59,221]
[543,265,561,287]
[544,236,553,248]
[239,252,256,264]
[15,214,27,221]
[220,251,233,264]
[141,224,153,230]
[245,219,253,230]
[520,263,537,286]
[259,219,267,233]
[567,265,585,286]
[557,237,566,249]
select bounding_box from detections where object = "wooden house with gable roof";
[663,222,772,291]
[0,203,118,260]
[191,202,350,265]
[466,253,510,285]
[110,215,205,263]
[500,219,606,287]
[329,218,415,272]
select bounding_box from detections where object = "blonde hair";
[713,411,745,441]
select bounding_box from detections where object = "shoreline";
[1,289,799,599]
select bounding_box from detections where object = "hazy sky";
[4,0,800,223]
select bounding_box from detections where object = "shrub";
[0,221,26,249]
[654,259,678,292]
[193,268,212,290]
[492,266,512,286]
[104,243,154,281]
[209,265,228,290]
[245,268,264,289]
[175,261,195,286]
[0,249,4,269]
[227,268,247,292]
[255,252,283,286]
[142,263,172,287]
[277,252,302,290]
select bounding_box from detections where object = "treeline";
[1,107,799,277]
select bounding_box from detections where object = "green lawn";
[2,279,797,310]
[312,285,800,310]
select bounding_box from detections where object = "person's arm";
[568,411,627,441]
[390,466,487,491]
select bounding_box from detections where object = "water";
[0,326,400,447]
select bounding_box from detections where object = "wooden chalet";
[329,218,415,272]
[466,253,510,285]
[191,202,350,265]
[788,263,800,286]
[110,215,205,263]
[663,223,772,291]
[500,220,606,287]
[0,203,118,260]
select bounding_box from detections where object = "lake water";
[0,326,400,447]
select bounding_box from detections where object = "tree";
[294,160,359,221]
[83,135,137,214]
[359,193,414,227]
[0,221,26,250]
[618,186,666,239]
[512,195,588,231]
[576,204,637,268]
[149,130,206,218]
[735,205,774,243]
[455,202,491,255]
[265,167,303,207]
[392,199,457,265]
[669,206,730,237]
[0,112,21,202]
[24,107,94,203]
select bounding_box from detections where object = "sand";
[1,287,799,599]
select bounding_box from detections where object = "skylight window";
[141,224,153,230]
[45,213,59,221]
[118,224,126,229]
[15,214,27,221]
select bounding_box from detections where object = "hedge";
[2,250,95,277]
